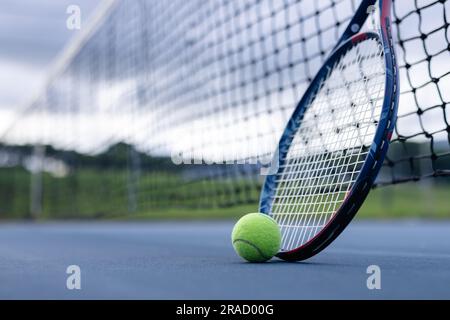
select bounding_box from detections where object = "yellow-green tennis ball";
[231,213,281,262]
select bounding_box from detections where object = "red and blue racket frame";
[259,0,399,261]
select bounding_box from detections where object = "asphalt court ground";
[0,220,449,299]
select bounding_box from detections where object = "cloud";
[0,60,44,108]
[0,0,104,111]
[2,0,449,155]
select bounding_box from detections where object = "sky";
[0,0,448,158]
[0,0,104,124]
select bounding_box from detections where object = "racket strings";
[271,38,386,251]
[290,42,384,247]
[282,42,384,248]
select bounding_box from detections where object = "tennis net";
[0,0,449,218]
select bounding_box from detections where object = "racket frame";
[259,0,399,261]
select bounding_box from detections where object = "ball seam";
[233,238,272,261]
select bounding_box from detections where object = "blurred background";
[0,0,449,221]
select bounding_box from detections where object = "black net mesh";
[0,0,449,218]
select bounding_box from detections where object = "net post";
[30,144,45,220]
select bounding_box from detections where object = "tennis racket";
[259,0,399,261]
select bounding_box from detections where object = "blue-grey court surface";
[0,220,450,299]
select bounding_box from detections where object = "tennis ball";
[231,213,281,262]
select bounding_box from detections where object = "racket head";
[259,29,398,261]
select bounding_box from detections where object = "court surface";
[0,220,449,299]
